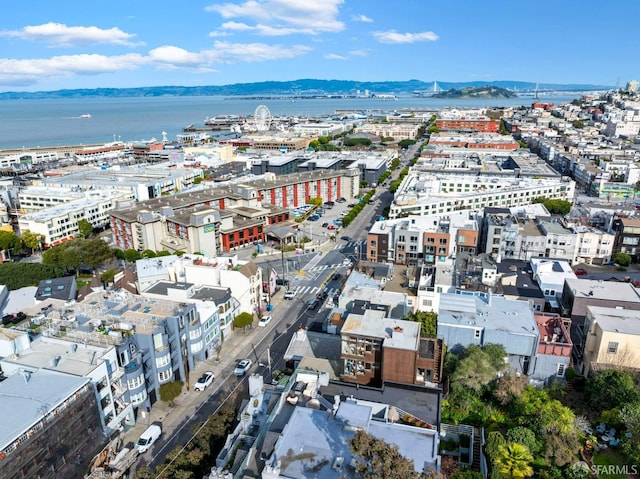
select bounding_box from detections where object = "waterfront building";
[436,110,500,133]
[39,166,204,201]
[18,189,134,247]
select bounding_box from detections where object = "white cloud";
[206,0,345,35]
[0,40,312,86]
[0,53,147,85]
[351,14,373,23]
[220,21,304,36]
[208,30,231,38]
[324,53,346,60]
[220,21,254,32]
[373,30,438,44]
[148,46,205,68]
[208,41,312,63]
[0,22,140,47]
[348,49,370,57]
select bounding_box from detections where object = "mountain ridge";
[0,79,612,100]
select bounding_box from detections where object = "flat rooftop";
[587,305,640,335]
[341,312,419,351]
[438,293,537,337]
[566,278,640,303]
[0,369,90,451]
[0,336,110,377]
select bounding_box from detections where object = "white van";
[135,424,162,454]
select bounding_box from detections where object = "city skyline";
[1,0,638,93]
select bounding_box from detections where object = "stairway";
[471,426,483,472]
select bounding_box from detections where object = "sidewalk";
[119,315,274,454]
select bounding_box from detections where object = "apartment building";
[0,370,100,479]
[436,112,500,133]
[367,212,479,266]
[40,166,203,201]
[579,306,640,376]
[21,290,202,411]
[18,189,134,247]
[0,334,135,435]
[438,293,539,376]
[611,216,640,262]
[339,311,444,386]
[389,172,574,219]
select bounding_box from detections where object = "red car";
[574,268,588,276]
[327,224,337,230]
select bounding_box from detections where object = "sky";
[1,0,638,92]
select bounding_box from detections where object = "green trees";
[450,344,508,392]
[77,218,93,238]
[344,138,372,147]
[532,197,572,215]
[494,443,534,479]
[42,238,114,273]
[0,230,20,254]
[233,312,253,333]
[159,381,183,406]
[0,262,63,290]
[585,369,640,411]
[403,310,437,338]
[138,402,238,479]
[20,230,42,253]
[348,429,426,479]
[398,139,417,149]
[614,251,632,266]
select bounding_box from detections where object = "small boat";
[80,114,92,119]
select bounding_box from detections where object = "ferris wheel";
[254,104,272,132]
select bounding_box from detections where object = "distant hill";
[0,79,612,100]
[432,85,517,99]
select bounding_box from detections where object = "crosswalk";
[329,240,365,251]
[286,286,341,298]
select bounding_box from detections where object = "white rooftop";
[587,306,640,335]
[0,369,90,450]
[341,313,419,351]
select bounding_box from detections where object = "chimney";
[22,370,32,383]
[487,288,493,306]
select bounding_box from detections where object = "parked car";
[574,268,589,276]
[258,315,272,327]
[347,203,356,208]
[135,424,162,454]
[276,278,290,286]
[308,214,320,221]
[194,371,215,391]
[336,197,346,203]
[327,225,337,230]
[284,290,297,300]
[234,359,253,376]
[307,299,319,309]
[321,222,329,228]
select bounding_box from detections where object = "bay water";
[0,94,580,150]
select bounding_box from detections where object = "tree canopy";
[532,197,572,215]
[585,369,640,411]
[450,344,508,392]
[403,310,437,338]
[348,429,429,479]
[233,312,253,333]
[77,218,93,238]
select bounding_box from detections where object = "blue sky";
[1,0,637,92]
